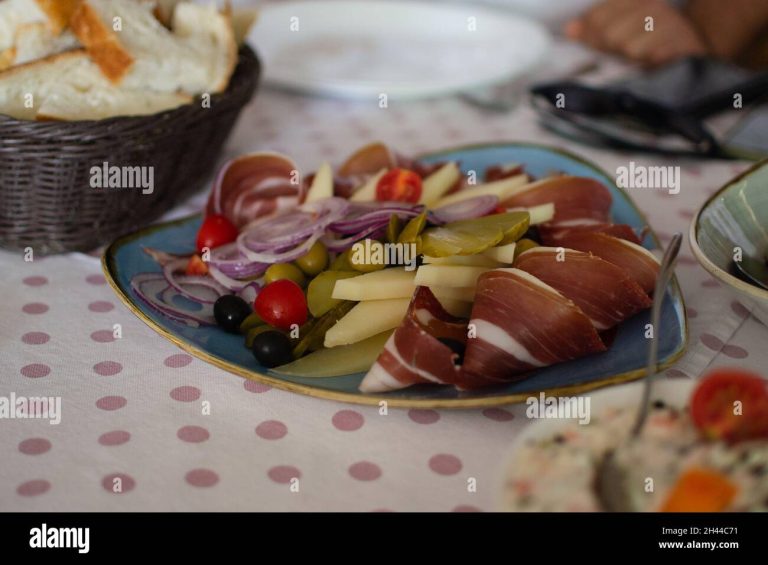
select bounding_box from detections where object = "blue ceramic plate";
[103,143,688,408]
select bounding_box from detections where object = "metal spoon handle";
[631,233,683,437]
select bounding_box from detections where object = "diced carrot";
[185,255,208,276]
[660,467,738,512]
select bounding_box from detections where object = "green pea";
[295,241,329,276]
[264,263,306,287]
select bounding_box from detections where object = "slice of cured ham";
[461,269,606,383]
[359,287,501,393]
[515,248,652,330]
[556,232,661,294]
[206,152,303,228]
[500,176,612,226]
[539,223,643,245]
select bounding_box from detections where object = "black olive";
[252,330,293,368]
[214,295,252,333]
[438,337,465,365]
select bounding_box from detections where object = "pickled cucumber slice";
[276,331,392,377]
[307,270,360,317]
[292,300,355,358]
[420,211,529,257]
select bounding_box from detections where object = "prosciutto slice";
[206,153,304,228]
[359,287,501,393]
[462,269,606,383]
[500,176,612,226]
[557,232,661,294]
[515,248,652,330]
[539,223,643,245]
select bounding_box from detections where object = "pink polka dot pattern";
[349,461,382,481]
[666,368,689,379]
[700,333,723,351]
[96,395,127,411]
[686,307,698,319]
[429,454,463,476]
[17,480,50,497]
[93,361,122,376]
[482,408,515,422]
[452,505,482,512]
[20,363,51,378]
[332,410,364,431]
[98,431,131,446]
[731,301,750,318]
[86,274,106,285]
[722,345,748,359]
[177,425,210,443]
[164,354,193,368]
[18,438,51,455]
[22,331,50,344]
[676,256,699,266]
[23,276,48,286]
[186,469,219,487]
[102,473,136,494]
[268,465,301,484]
[90,330,115,343]
[88,301,114,313]
[22,303,48,314]
[408,409,440,424]
[169,386,200,402]
[255,420,288,440]
[677,209,695,220]
[701,279,720,288]
[244,380,271,393]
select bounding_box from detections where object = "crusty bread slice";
[0,49,189,120]
[0,0,47,51]
[13,22,80,65]
[0,48,16,71]
[71,0,236,94]
[34,0,81,35]
[231,7,257,47]
[37,85,191,121]
[153,0,182,28]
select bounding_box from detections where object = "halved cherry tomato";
[196,214,239,253]
[376,168,422,203]
[488,205,508,215]
[691,368,768,443]
[254,279,308,330]
[185,254,208,276]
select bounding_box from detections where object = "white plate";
[495,379,695,511]
[249,0,551,100]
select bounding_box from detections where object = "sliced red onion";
[237,281,261,304]
[162,259,226,304]
[142,246,190,267]
[207,264,253,292]
[131,274,215,327]
[321,220,390,253]
[238,230,322,264]
[328,207,422,235]
[429,195,499,224]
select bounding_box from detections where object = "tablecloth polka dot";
[91,330,116,343]
[243,380,271,393]
[700,333,724,351]
[177,426,210,443]
[22,303,48,314]
[88,301,114,313]
[429,454,463,476]
[452,505,481,512]
[332,410,364,431]
[165,353,193,368]
[98,431,131,446]
[722,344,748,359]
[408,409,440,424]
[268,466,301,484]
[102,473,135,493]
[348,461,382,481]
[17,480,51,497]
[93,361,123,376]
[482,408,515,422]
[21,331,50,344]
[86,274,106,285]
[255,420,288,440]
[96,396,127,411]
[18,438,51,455]
[186,469,219,488]
[170,386,201,402]
[20,363,51,378]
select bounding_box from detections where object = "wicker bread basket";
[0,46,260,255]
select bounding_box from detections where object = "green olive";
[386,214,402,243]
[245,325,282,349]
[295,241,329,276]
[330,250,352,271]
[397,211,427,245]
[514,238,539,259]
[349,243,386,273]
[239,311,265,333]
[264,263,307,287]
[307,270,360,317]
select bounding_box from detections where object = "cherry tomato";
[376,168,422,203]
[254,279,308,330]
[691,368,768,443]
[185,254,208,276]
[196,214,239,253]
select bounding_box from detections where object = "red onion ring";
[131,274,216,327]
[162,259,227,304]
[429,195,499,224]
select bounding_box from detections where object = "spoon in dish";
[733,253,768,291]
[595,232,682,512]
